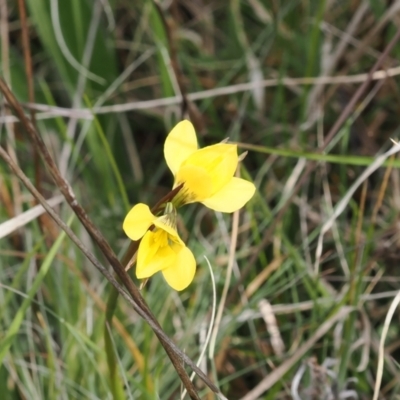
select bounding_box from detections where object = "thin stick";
[2,66,400,124]
[209,207,240,358]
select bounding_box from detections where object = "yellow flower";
[164,120,256,212]
[123,203,196,291]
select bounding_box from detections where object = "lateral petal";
[162,246,196,291]
[123,203,155,241]
[164,120,198,176]
[182,144,238,194]
[201,177,256,213]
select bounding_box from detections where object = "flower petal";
[136,230,177,278]
[182,144,238,194]
[123,203,156,241]
[175,164,214,203]
[201,177,256,213]
[162,246,196,291]
[164,120,198,176]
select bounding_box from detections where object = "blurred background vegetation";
[1,0,400,399]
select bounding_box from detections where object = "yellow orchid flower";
[122,120,255,290]
[164,120,256,212]
[123,202,196,291]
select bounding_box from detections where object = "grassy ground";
[1,0,400,399]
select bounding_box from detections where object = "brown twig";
[0,79,220,399]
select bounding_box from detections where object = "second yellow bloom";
[123,203,196,291]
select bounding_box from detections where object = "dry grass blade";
[0,194,64,239]
[258,299,285,357]
[372,291,400,400]
[245,256,285,298]
[209,188,240,358]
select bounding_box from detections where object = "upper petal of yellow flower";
[181,143,238,194]
[123,203,156,241]
[164,120,198,176]
[162,245,196,291]
[201,177,256,213]
[136,229,177,278]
